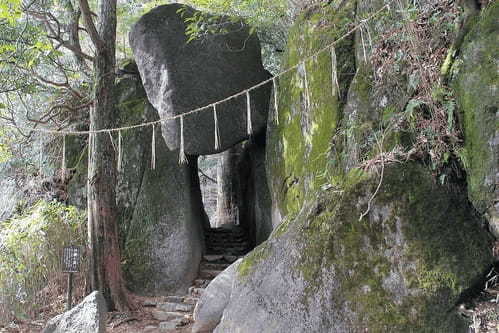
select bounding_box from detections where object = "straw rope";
[0,2,392,137]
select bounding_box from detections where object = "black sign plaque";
[62,246,81,273]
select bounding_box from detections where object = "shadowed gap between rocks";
[198,131,273,259]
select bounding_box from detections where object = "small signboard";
[62,246,81,273]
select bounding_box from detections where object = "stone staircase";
[142,227,251,332]
[204,226,252,256]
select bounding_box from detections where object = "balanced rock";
[130,4,271,155]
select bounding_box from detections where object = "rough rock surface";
[452,3,499,236]
[130,4,271,155]
[67,75,208,296]
[117,77,206,295]
[42,291,106,333]
[192,259,242,332]
[238,137,272,246]
[216,164,492,332]
[216,2,493,332]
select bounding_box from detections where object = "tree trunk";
[85,0,130,311]
[215,147,240,228]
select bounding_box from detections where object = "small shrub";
[0,200,86,325]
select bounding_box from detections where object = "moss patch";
[292,163,491,331]
[267,2,356,219]
[451,2,499,215]
[237,242,271,279]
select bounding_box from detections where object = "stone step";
[206,245,249,253]
[189,287,204,297]
[205,233,248,239]
[183,296,199,305]
[203,254,224,262]
[206,249,249,256]
[206,243,250,248]
[205,235,249,241]
[224,255,241,263]
[143,300,159,307]
[158,318,183,331]
[199,269,224,279]
[164,295,184,303]
[200,262,231,271]
[152,310,187,321]
[193,279,211,288]
[157,302,194,313]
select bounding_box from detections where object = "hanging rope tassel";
[273,77,279,125]
[331,46,340,98]
[61,134,66,181]
[213,104,220,150]
[246,90,253,136]
[178,116,188,164]
[360,23,368,63]
[117,130,123,172]
[151,124,156,170]
[303,61,311,110]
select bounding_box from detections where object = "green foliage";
[0,0,22,24]
[0,201,86,322]
[177,0,289,73]
[0,126,12,163]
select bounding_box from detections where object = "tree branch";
[78,0,104,50]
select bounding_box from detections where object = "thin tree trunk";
[84,0,130,311]
[215,147,240,228]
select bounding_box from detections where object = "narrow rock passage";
[140,227,251,332]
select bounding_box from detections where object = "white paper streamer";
[179,116,188,164]
[213,104,220,150]
[117,130,122,172]
[151,124,156,170]
[246,91,253,135]
[331,46,340,97]
[303,61,311,110]
[273,77,279,125]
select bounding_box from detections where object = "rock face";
[130,4,272,155]
[216,164,492,332]
[238,136,272,246]
[192,259,241,332]
[67,74,208,296]
[115,76,206,295]
[42,291,106,333]
[214,2,493,332]
[452,3,499,236]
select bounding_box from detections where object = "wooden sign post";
[62,246,81,311]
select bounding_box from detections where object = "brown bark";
[82,0,131,311]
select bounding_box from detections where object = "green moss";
[292,163,491,331]
[451,2,499,215]
[237,242,270,278]
[267,2,356,218]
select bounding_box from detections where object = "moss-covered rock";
[216,164,492,332]
[452,3,499,236]
[217,2,494,331]
[266,1,355,224]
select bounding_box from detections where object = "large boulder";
[115,75,206,295]
[192,259,242,332]
[42,291,106,333]
[67,74,208,295]
[130,4,271,155]
[452,3,499,236]
[215,164,492,332]
[217,2,493,331]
